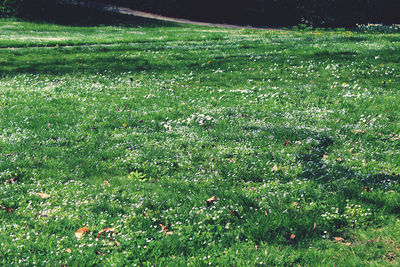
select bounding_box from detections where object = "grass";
[1,8,400,266]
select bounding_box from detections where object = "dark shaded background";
[1,0,399,27]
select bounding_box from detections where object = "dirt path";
[62,0,273,30]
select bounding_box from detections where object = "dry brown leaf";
[333,237,345,242]
[1,206,14,213]
[337,157,343,163]
[322,154,329,159]
[96,228,115,239]
[363,186,371,192]
[284,140,291,146]
[386,252,396,262]
[272,165,279,172]
[37,193,50,199]
[103,180,111,187]
[159,224,173,235]
[285,232,296,241]
[5,178,17,184]
[205,196,219,207]
[65,248,72,254]
[264,210,268,216]
[75,226,89,239]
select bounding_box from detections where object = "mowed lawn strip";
[0,15,400,266]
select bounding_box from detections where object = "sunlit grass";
[0,13,399,266]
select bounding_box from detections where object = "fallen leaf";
[159,224,173,235]
[75,226,89,239]
[205,196,218,207]
[103,180,111,187]
[313,222,316,230]
[354,129,366,134]
[37,193,50,199]
[95,251,106,256]
[96,228,114,239]
[337,157,343,163]
[386,252,396,262]
[122,123,127,127]
[6,208,13,213]
[284,140,291,146]
[285,232,296,241]
[65,248,72,254]
[333,237,345,242]
[322,154,329,159]
[264,210,268,216]
[272,165,279,171]
[5,178,17,184]
[363,186,371,192]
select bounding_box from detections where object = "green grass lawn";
[1,9,400,266]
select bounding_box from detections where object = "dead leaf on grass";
[159,224,173,235]
[1,206,13,213]
[5,178,17,184]
[285,233,296,241]
[333,236,352,245]
[205,196,218,207]
[103,180,111,187]
[75,226,89,239]
[333,237,345,242]
[363,186,371,192]
[65,248,72,254]
[37,193,51,199]
[96,228,115,239]
[386,252,396,262]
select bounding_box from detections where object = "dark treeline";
[1,0,399,26]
